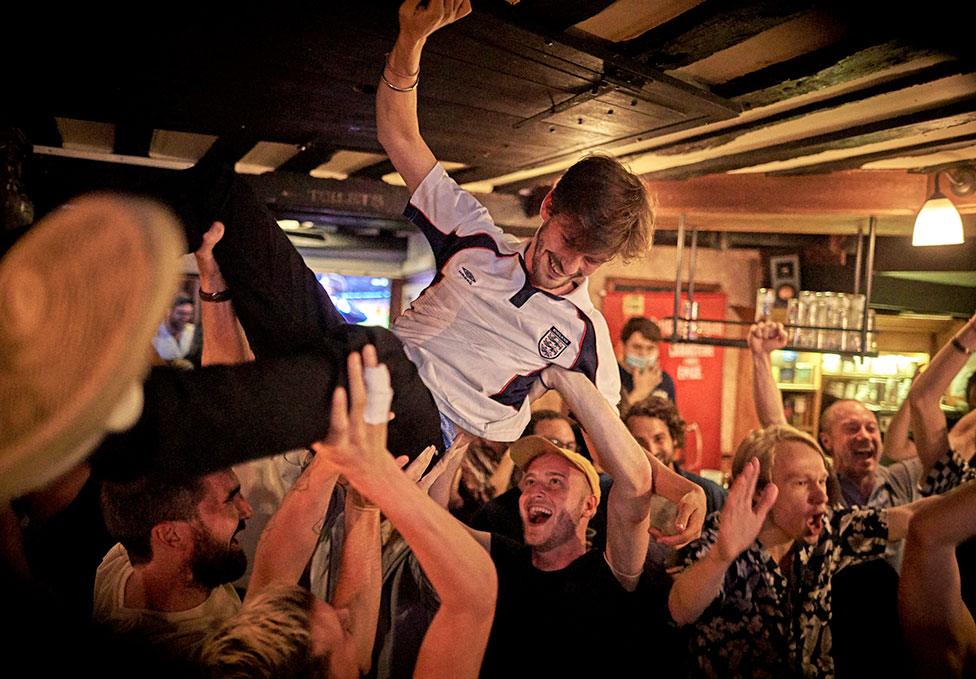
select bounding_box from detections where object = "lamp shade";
[912,193,964,246]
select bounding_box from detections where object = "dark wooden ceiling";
[6,0,976,232]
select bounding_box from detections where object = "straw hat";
[0,194,185,499]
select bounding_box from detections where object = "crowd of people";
[2,1,976,677]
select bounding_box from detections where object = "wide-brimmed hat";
[0,194,185,499]
[509,435,601,500]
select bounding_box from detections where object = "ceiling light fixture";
[912,169,970,247]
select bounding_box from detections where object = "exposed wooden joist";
[647,170,943,216]
[766,131,976,175]
[640,96,976,179]
[573,0,704,43]
[278,142,338,175]
[112,122,153,157]
[351,160,398,182]
[672,7,849,87]
[718,42,950,108]
[622,0,817,70]
[626,61,973,160]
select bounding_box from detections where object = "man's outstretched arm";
[377,0,471,195]
[908,314,976,478]
[313,348,496,679]
[899,480,976,677]
[194,221,253,366]
[542,366,653,590]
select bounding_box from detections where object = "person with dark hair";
[152,294,198,364]
[93,468,253,659]
[202,349,497,679]
[619,316,676,410]
[377,0,654,445]
[625,397,725,518]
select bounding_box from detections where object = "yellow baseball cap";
[509,435,601,500]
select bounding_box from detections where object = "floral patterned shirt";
[920,448,975,496]
[679,507,888,678]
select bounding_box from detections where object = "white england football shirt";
[394,164,620,441]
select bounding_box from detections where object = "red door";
[603,290,726,471]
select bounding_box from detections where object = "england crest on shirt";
[538,326,571,359]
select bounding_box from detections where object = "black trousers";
[91,163,441,482]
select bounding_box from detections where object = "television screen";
[315,273,391,328]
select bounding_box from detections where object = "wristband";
[951,336,973,355]
[199,288,232,302]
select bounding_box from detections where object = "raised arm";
[314,348,496,679]
[193,221,253,366]
[899,480,976,677]
[949,409,976,462]
[882,396,918,463]
[669,459,777,625]
[749,321,789,426]
[246,448,342,596]
[908,314,976,477]
[543,367,653,590]
[377,0,471,195]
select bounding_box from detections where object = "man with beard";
[460,365,706,678]
[93,468,253,661]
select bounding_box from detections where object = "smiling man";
[93,468,253,661]
[453,361,710,678]
[749,321,922,513]
[377,0,653,443]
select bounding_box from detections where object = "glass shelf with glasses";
[660,317,879,358]
[664,214,881,358]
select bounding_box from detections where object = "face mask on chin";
[624,353,656,371]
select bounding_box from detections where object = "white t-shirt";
[152,323,196,361]
[92,543,241,657]
[394,164,620,441]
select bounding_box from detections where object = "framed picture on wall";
[769,254,800,304]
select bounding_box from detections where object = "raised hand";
[311,346,392,477]
[630,361,663,400]
[713,458,778,562]
[402,445,438,484]
[193,221,226,287]
[420,437,470,508]
[398,0,472,43]
[748,320,788,355]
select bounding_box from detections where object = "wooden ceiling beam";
[640,96,976,179]
[766,131,976,175]
[646,170,976,217]
[719,42,954,108]
[621,0,817,69]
